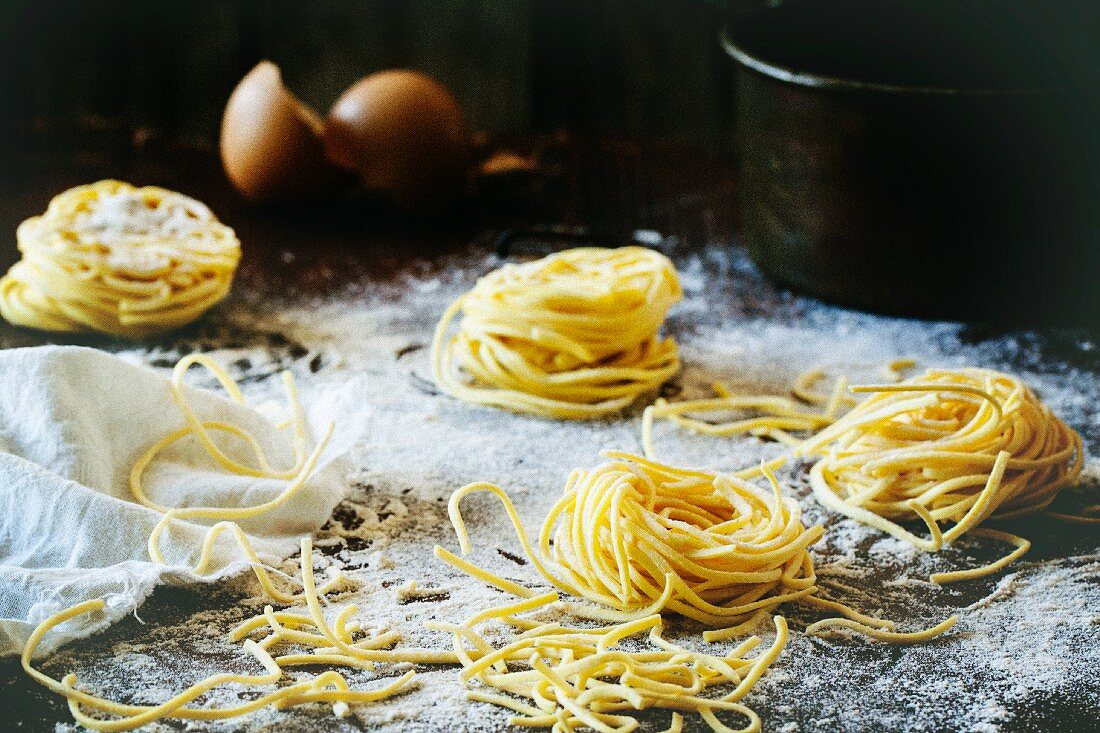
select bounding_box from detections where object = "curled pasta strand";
[168,354,308,479]
[431,247,682,420]
[0,180,240,337]
[647,366,1085,582]
[804,615,958,644]
[929,529,1032,585]
[441,452,822,625]
[129,354,338,603]
[22,600,290,732]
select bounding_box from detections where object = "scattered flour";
[15,244,1097,732]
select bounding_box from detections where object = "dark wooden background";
[0,0,738,151]
[0,0,1098,328]
[3,1,1099,152]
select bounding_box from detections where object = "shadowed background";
[0,0,737,150]
[2,1,1098,151]
[0,0,1098,325]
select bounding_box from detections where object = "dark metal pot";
[725,1,1100,325]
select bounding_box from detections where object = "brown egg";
[220,61,353,202]
[324,70,469,212]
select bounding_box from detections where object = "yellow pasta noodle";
[431,246,682,419]
[646,366,1085,584]
[0,180,240,337]
[130,353,345,602]
[20,540,426,731]
[804,614,958,644]
[802,369,1083,575]
[437,451,954,647]
[641,363,911,457]
[440,451,823,627]
[427,588,791,733]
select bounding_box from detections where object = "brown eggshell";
[220,61,353,202]
[324,70,469,212]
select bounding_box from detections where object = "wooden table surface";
[0,126,1097,733]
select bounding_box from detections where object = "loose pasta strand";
[428,578,792,733]
[929,529,1031,585]
[804,615,958,644]
[19,543,422,732]
[129,353,342,602]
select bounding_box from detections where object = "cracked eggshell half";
[220,61,354,203]
[324,70,469,213]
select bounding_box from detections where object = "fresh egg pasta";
[441,451,822,627]
[0,180,240,337]
[431,246,682,419]
[646,366,1085,583]
[802,368,1083,581]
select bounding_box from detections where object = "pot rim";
[720,27,1081,97]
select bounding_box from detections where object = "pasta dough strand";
[427,588,791,733]
[0,180,240,337]
[431,247,682,419]
[130,354,343,603]
[20,541,424,732]
[646,367,1084,582]
[440,451,823,626]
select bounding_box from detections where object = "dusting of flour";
[26,244,1100,733]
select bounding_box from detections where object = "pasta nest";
[803,368,1084,549]
[0,179,241,337]
[431,246,682,419]
[449,452,823,626]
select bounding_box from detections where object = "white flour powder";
[20,245,1098,732]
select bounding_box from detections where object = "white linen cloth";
[0,346,355,657]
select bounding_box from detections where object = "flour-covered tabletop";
[0,130,1097,733]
